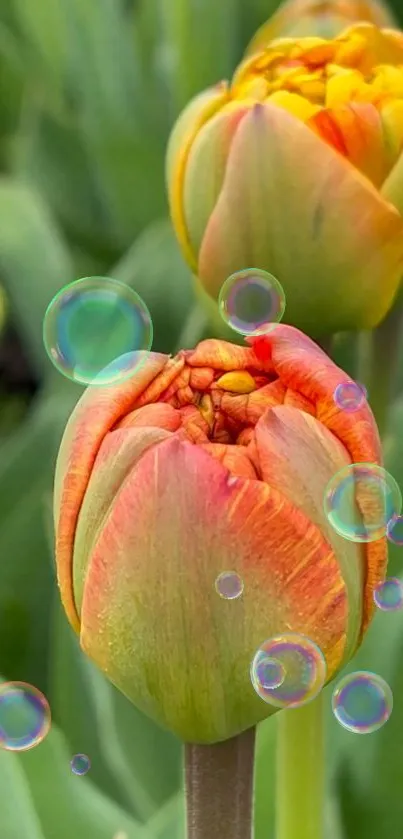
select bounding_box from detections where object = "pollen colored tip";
[246,334,272,362]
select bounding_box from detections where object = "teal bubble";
[250,633,326,709]
[374,577,403,611]
[332,671,392,734]
[387,514,403,546]
[0,681,51,751]
[324,463,401,543]
[43,276,153,386]
[218,269,286,336]
[71,753,91,775]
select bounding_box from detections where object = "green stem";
[366,301,403,438]
[276,693,324,839]
[184,727,256,839]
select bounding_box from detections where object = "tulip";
[247,0,396,47]
[166,23,403,336]
[54,325,387,744]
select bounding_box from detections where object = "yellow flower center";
[230,24,403,185]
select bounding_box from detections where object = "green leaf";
[383,395,403,576]
[113,218,195,353]
[254,716,276,839]
[15,723,144,839]
[0,747,45,839]
[0,180,74,376]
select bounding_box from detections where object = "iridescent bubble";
[70,753,91,775]
[333,381,367,413]
[373,577,403,611]
[254,656,285,690]
[387,514,403,546]
[43,276,153,386]
[332,671,393,734]
[215,571,244,600]
[218,269,286,336]
[250,633,326,709]
[324,463,401,543]
[0,681,51,751]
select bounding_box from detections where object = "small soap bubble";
[254,656,285,690]
[324,463,401,543]
[70,753,91,775]
[387,514,403,546]
[332,671,392,734]
[0,681,51,751]
[218,269,285,336]
[250,633,326,709]
[373,577,403,611]
[43,276,153,386]
[333,381,367,413]
[215,571,244,600]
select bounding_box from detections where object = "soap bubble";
[70,753,91,775]
[333,381,367,413]
[250,633,326,709]
[332,671,392,734]
[0,681,51,751]
[373,578,403,611]
[215,571,244,600]
[324,463,401,543]
[219,269,285,336]
[43,276,153,386]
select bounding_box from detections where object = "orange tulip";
[54,326,386,743]
[246,0,396,47]
[167,23,403,335]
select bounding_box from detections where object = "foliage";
[0,0,402,837]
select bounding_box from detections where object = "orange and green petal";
[198,102,403,334]
[79,436,348,743]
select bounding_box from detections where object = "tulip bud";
[54,327,387,744]
[167,23,403,336]
[247,0,397,47]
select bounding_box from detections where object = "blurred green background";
[1,1,403,837]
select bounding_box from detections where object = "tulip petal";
[183,106,251,255]
[253,406,364,660]
[256,324,387,629]
[73,426,173,614]
[198,103,403,333]
[80,436,347,743]
[166,83,229,270]
[54,352,169,631]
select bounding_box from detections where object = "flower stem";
[276,693,324,839]
[184,727,256,839]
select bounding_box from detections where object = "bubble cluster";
[0,681,51,751]
[71,753,91,775]
[219,269,285,336]
[387,515,403,546]
[332,671,392,734]
[374,578,403,612]
[324,463,401,543]
[43,276,153,386]
[215,571,244,600]
[333,381,367,413]
[250,633,326,709]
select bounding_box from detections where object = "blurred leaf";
[113,218,194,353]
[0,391,76,684]
[0,747,45,839]
[145,792,184,839]
[161,0,240,111]
[0,180,74,375]
[16,723,144,839]
[382,396,403,577]
[332,600,403,839]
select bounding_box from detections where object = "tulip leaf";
[383,395,403,577]
[0,392,76,685]
[0,180,74,376]
[14,721,144,839]
[112,218,195,353]
[0,747,46,839]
